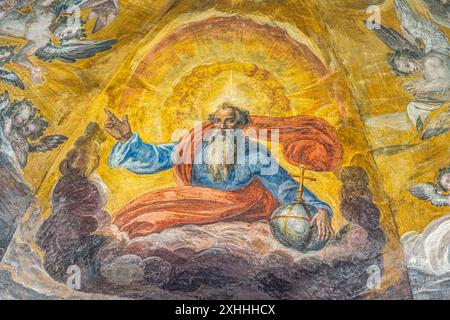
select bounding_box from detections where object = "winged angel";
[0,90,67,172]
[0,0,118,86]
[371,0,449,139]
[410,165,450,207]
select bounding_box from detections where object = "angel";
[0,45,25,89]
[0,0,118,84]
[34,16,117,64]
[9,116,67,168]
[410,165,450,207]
[370,0,449,138]
[0,86,33,263]
[0,90,34,179]
[0,91,67,170]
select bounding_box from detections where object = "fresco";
[0,0,448,300]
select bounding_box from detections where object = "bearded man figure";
[104,104,343,241]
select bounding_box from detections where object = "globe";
[270,203,328,253]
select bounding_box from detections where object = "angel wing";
[0,67,25,90]
[410,183,450,206]
[83,0,119,33]
[421,106,450,140]
[52,0,89,16]
[35,39,117,63]
[29,135,68,153]
[369,23,420,53]
[0,0,29,20]
[394,0,450,55]
[421,0,450,28]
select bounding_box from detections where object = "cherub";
[370,0,449,138]
[0,45,25,89]
[0,91,67,169]
[10,115,68,168]
[0,0,118,84]
[0,90,37,176]
[0,91,37,141]
[410,165,450,207]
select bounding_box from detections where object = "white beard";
[205,130,237,182]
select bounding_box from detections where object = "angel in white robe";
[0,90,67,261]
[0,91,32,261]
[370,0,449,139]
[0,0,118,84]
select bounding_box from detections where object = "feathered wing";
[421,107,450,140]
[52,0,89,15]
[410,183,450,206]
[394,0,450,55]
[29,135,68,153]
[35,39,117,63]
[0,0,29,20]
[422,0,450,28]
[370,23,419,52]
[0,67,25,90]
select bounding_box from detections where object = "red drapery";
[113,115,342,239]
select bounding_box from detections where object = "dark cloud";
[36,166,388,299]
[37,219,385,299]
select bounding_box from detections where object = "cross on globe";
[270,203,328,252]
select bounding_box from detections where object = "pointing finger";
[104,108,118,120]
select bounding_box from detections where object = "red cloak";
[113,115,343,239]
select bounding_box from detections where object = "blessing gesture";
[104,108,133,143]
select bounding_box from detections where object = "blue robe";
[108,133,332,216]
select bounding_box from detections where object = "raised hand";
[104,108,132,143]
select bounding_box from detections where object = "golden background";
[4,0,449,295]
